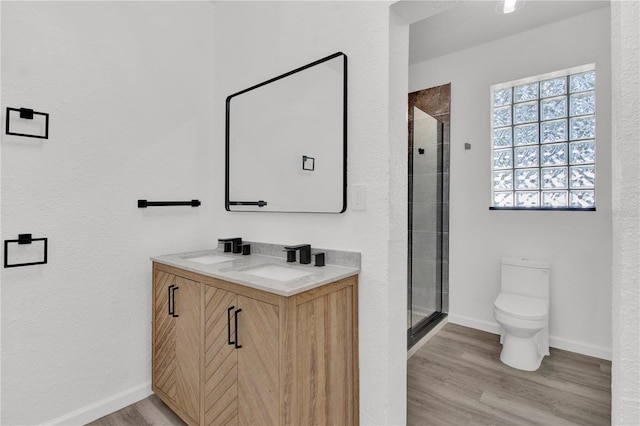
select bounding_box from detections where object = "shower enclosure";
[407,84,450,349]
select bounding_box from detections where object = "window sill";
[489,207,596,211]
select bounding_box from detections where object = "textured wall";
[387,8,410,422]
[611,1,640,423]
[210,2,406,424]
[409,7,613,358]
[1,2,216,424]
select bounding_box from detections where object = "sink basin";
[183,254,234,265]
[243,264,313,281]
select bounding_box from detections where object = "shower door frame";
[407,84,450,350]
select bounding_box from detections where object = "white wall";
[409,7,613,359]
[0,2,410,424]
[388,7,410,421]
[611,1,640,423]
[211,1,407,424]
[1,2,216,424]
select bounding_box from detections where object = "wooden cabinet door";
[237,296,279,426]
[204,288,280,426]
[153,270,200,425]
[153,270,177,400]
[204,286,238,426]
[173,276,201,424]
[294,284,357,426]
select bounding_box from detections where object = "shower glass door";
[409,106,442,330]
[408,84,450,349]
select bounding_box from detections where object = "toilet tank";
[501,258,550,299]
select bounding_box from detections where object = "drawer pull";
[234,309,242,349]
[170,286,179,318]
[227,306,235,345]
[167,285,174,316]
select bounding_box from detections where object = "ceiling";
[409,0,610,65]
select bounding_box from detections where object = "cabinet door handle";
[167,285,175,316]
[227,306,235,346]
[234,308,242,349]
[171,286,179,318]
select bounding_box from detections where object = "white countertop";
[151,249,359,297]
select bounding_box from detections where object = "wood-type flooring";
[88,323,611,426]
[86,394,185,426]
[407,323,611,425]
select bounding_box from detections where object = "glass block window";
[491,66,596,209]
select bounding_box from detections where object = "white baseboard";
[448,314,612,361]
[448,313,501,335]
[548,336,612,361]
[42,382,152,426]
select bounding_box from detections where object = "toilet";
[494,258,550,371]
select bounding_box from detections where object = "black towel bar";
[138,200,201,208]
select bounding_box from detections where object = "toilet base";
[500,334,544,371]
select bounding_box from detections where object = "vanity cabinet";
[151,262,359,426]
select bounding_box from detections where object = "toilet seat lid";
[494,293,548,320]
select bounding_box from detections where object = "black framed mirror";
[225,52,347,213]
